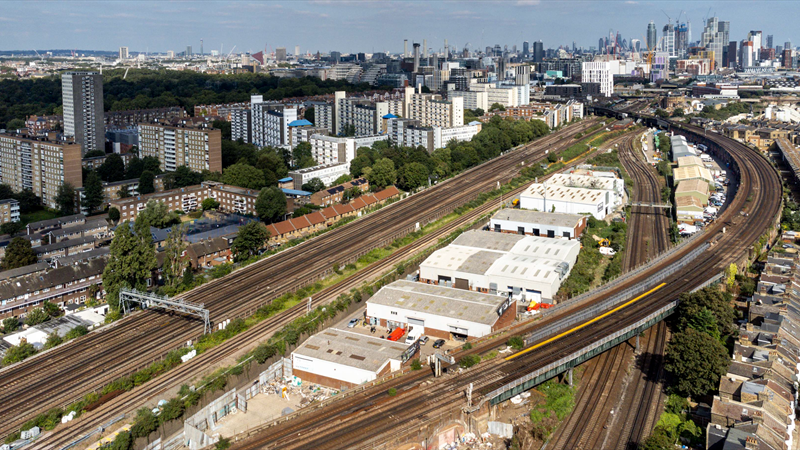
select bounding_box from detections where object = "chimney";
[745,436,758,450]
[404,39,408,57]
[423,39,427,59]
[413,43,420,73]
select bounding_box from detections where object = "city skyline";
[2,1,798,55]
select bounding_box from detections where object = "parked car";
[347,318,359,328]
[419,336,429,345]
[433,339,446,349]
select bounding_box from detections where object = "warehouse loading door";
[526,289,542,304]
[408,318,425,335]
[454,278,469,290]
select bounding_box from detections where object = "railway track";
[546,132,670,450]
[226,119,781,450]
[25,120,615,446]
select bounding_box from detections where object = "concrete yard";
[212,388,304,438]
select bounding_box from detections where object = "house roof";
[0,262,51,282]
[305,211,326,226]
[34,235,97,255]
[28,214,86,231]
[187,237,230,258]
[0,257,107,300]
[374,186,400,201]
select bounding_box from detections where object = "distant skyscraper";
[167,50,175,58]
[599,38,605,53]
[522,41,530,56]
[701,17,727,69]
[186,45,192,57]
[533,41,544,63]
[646,21,657,51]
[330,51,340,64]
[767,35,774,49]
[661,23,675,57]
[276,47,287,61]
[119,47,128,60]
[404,39,408,57]
[726,41,737,68]
[748,31,762,61]
[295,45,300,56]
[786,41,793,51]
[62,71,104,156]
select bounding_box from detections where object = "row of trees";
[350,116,551,191]
[0,69,388,129]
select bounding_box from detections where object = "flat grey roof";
[458,250,502,275]
[293,328,407,372]
[368,280,508,326]
[452,229,522,253]
[491,209,584,228]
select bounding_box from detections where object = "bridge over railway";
[218,109,782,450]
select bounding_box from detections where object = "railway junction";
[212,112,782,449]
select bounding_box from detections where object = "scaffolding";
[120,287,211,334]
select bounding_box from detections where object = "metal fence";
[58,414,126,450]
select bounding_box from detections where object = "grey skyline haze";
[2,0,797,54]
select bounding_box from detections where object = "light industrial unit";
[489,208,587,240]
[365,280,516,341]
[418,230,579,303]
[291,328,407,390]
[519,183,611,219]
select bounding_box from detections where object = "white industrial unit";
[490,209,587,240]
[520,183,610,219]
[547,173,625,208]
[365,280,513,339]
[418,230,580,303]
[291,328,405,389]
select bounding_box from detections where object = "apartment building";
[109,181,262,221]
[0,134,83,209]
[466,83,530,108]
[581,62,614,97]
[309,134,388,165]
[403,86,464,128]
[289,163,351,191]
[288,123,328,150]
[0,199,20,225]
[137,122,222,173]
[61,71,104,156]
[447,90,489,112]
[387,118,481,153]
[250,95,297,148]
[104,107,186,130]
[230,107,252,143]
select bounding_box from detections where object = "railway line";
[37,120,633,450]
[11,119,609,443]
[547,133,670,449]
[227,119,782,450]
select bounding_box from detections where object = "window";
[563,231,571,239]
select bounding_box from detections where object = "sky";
[2,0,798,54]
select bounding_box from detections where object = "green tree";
[212,119,232,140]
[84,150,106,158]
[55,182,76,216]
[303,107,315,124]
[6,118,24,130]
[665,328,729,398]
[671,108,685,117]
[676,287,735,338]
[655,108,670,118]
[137,200,179,228]
[2,317,19,333]
[489,102,506,112]
[215,437,232,450]
[44,331,63,350]
[366,158,397,189]
[171,165,203,188]
[343,124,356,137]
[333,174,352,185]
[117,184,132,199]
[223,163,265,190]
[102,217,158,311]
[1,237,37,270]
[231,221,269,260]
[25,307,48,325]
[98,154,126,182]
[255,187,287,223]
[201,198,220,210]
[130,407,159,438]
[65,325,89,340]
[138,170,156,195]
[182,266,195,287]
[13,189,41,214]
[108,207,121,222]
[83,171,104,213]
[301,178,325,193]
[292,142,314,169]
[42,300,61,318]
[163,224,187,288]
[0,221,24,236]
[2,340,37,365]
[349,155,373,178]
[725,263,737,290]
[398,162,429,191]
[473,108,485,116]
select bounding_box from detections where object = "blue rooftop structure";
[288,119,313,127]
[382,113,399,119]
[278,177,293,183]
[281,188,312,197]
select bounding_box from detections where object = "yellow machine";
[592,235,611,247]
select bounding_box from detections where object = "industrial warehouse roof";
[368,280,509,326]
[673,165,713,184]
[491,209,584,228]
[293,328,407,372]
[485,254,563,285]
[521,183,605,205]
[548,173,620,191]
[451,230,579,262]
[675,179,710,196]
[677,155,705,168]
[675,196,704,210]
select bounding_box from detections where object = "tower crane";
[226,45,236,61]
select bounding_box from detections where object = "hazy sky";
[2,1,797,54]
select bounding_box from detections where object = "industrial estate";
[0,3,799,450]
